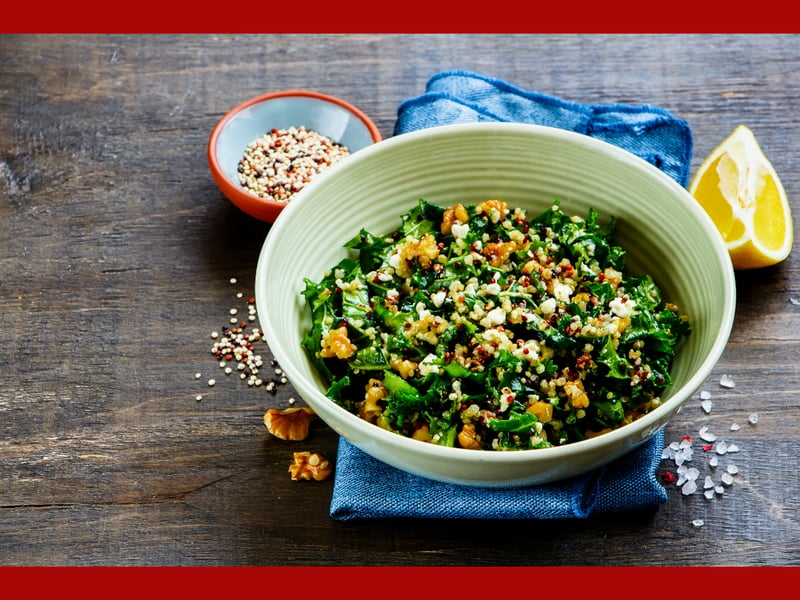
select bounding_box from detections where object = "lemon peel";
[689,125,793,270]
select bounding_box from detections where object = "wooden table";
[1,34,798,567]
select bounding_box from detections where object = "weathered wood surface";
[1,34,798,566]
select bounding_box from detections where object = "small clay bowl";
[208,90,382,223]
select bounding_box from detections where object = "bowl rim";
[207,89,383,219]
[257,121,737,467]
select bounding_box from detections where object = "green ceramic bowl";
[255,122,736,487]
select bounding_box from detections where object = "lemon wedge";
[689,125,793,269]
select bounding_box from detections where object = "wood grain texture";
[1,34,799,567]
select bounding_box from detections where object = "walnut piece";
[457,423,481,450]
[289,451,333,481]
[263,406,315,441]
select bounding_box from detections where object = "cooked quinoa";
[301,199,691,450]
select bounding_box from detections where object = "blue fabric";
[329,70,693,520]
[331,431,667,520]
[394,70,693,187]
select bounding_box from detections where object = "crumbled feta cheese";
[481,307,506,327]
[431,290,447,307]
[418,354,440,376]
[451,223,470,239]
[499,386,515,412]
[415,302,430,319]
[540,297,557,316]
[484,282,502,296]
[388,252,402,271]
[553,283,573,302]
[609,296,636,318]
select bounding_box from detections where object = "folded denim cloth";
[330,431,666,520]
[394,70,693,187]
[329,70,693,520]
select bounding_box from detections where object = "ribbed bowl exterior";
[256,123,736,487]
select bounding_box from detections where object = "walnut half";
[264,406,315,441]
[289,451,333,481]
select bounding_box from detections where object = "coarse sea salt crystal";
[675,447,693,466]
[715,485,725,495]
[727,464,739,475]
[748,413,759,425]
[716,440,728,455]
[682,480,698,495]
[700,390,712,401]
[727,443,740,453]
[699,426,717,442]
[676,464,697,486]
[720,374,736,388]
[704,475,715,489]
[730,422,740,431]
[692,519,705,527]
[709,455,719,468]
[704,489,715,500]
[701,399,713,414]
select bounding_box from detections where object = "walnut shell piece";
[264,406,315,441]
[289,451,333,481]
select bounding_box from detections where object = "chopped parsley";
[301,199,691,450]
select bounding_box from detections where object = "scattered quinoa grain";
[201,288,290,402]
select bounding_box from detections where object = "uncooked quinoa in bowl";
[255,122,736,487]
[208,90,382,223]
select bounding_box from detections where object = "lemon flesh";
[689,125,793,270]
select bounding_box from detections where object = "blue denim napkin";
[329,70,693,520]
[394,69,693,187]
[330,430,666,520]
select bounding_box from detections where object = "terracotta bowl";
[208,90,382,223]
